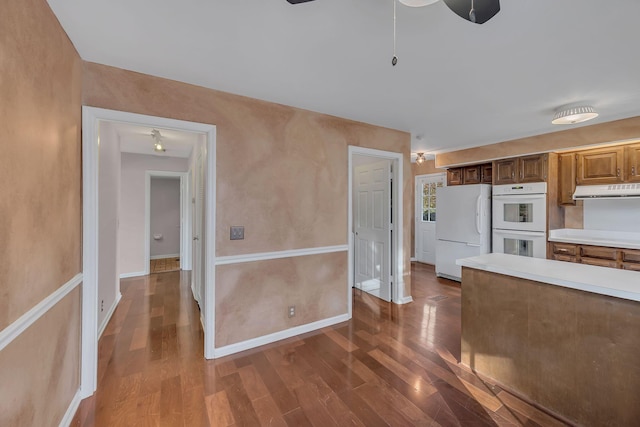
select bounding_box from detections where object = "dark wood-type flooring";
[71,262,569,426]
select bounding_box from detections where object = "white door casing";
[191,147,205,309]
[347,146,408,316]
[82,107,217,399]
[415,173,445,265]
[354,160,391,302]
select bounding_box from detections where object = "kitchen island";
[457,253,640,427]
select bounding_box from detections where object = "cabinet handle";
[617,168,621,177]
[633,166,636,176]
[557,248,568,252]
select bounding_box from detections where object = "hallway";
[71,264,567,426]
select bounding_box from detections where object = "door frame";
[81,106,217,399]
[145,171,190,274]
[414,172,446,264]
[348,146,407,317]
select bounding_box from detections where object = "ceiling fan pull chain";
[469,0,477,23]
[392,0,398,66]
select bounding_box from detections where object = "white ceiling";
[49,0,640,155]
[112,122,199,158]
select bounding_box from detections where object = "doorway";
[348,146,408,315]
[415,173,445,265]
[145,172,190,275]
[81,107,217,399]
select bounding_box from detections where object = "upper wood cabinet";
[481,163,493,184]
[446,163,492,186]
[463,165,481,184]
[625,142,640,183]
[576,146,625,185]
[493,154,547,185]
[447,168,463,185]
[558,152,576,206]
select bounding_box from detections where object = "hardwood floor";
[71,263,569,426]
[150,257,181,273]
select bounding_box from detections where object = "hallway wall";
[83,62,412,350]
[0,0,82,425]
[150,177,181,258]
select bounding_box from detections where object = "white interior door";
[354,160,391,302]
[415,174,445,265]
[191,149,204,308]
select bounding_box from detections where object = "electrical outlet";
[288,305,295,318]
[230,226,244,240]
[101,299,104,312]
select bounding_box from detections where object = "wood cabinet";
[447,163,492,186]
[549,242,640,270]
[576,146,625,185]
[447,168,463,185]
[625,142,640,183]
[558,153,576,206]
[481,163,493,184]
[463,165,481,184]
[493,154,547,185]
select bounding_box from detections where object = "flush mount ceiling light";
[552,105,599,125]
[415,152,427,165]
[151,129,166,152]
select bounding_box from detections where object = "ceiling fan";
[286,0,500,25]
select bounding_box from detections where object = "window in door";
[422,180,444,222]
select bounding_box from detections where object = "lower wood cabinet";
[550,242,640,270]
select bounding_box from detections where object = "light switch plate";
[230,226,244,240]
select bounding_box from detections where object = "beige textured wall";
[0,0,82,329]
[82,63,412,345]
[0,288,81,427]
[216,252,347,346]
[0,0,82,424]
[436,115,640,168]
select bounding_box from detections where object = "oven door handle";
[476,195,482,234]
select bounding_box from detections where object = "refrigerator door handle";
[475,195,482,234]
[466,243,481,247]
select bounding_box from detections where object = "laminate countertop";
[549,228,640,250]
[457,253,640,302]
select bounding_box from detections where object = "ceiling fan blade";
[442,0,500,24]
[286,0,316,4]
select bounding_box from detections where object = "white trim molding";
[0,273,82,353]
[214,313,350,358]
[410,257,417,262]
[98,292,122,339]
[59,389,81,427]
[397,296,414,304]
[215,245,349,266]
[119,271,146,279]
[348,146,408,315]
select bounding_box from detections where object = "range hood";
[573,183,640,199]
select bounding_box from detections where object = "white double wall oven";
[492,182,547,259]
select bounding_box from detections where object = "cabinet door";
[493,159,517,185]
[622,249,640,264]
[553,254,577,263]
[463,165,481,184]
[576,146,624,185]
[622,262,640,271]
[625,143,640,183]
[558,153,576,205]
[447,168,463,186]
[519,154,547,183]
[481,163,493,184]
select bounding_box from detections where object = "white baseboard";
[59,388,81,427]
[98,292,122,339]
[410,257,417,262]
[119,271,146,279]
[396,296,414,304]
[150,253,180,260]
[213,313,350,358]
[0,274,82,352]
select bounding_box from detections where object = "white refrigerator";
[435,184,492,281]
